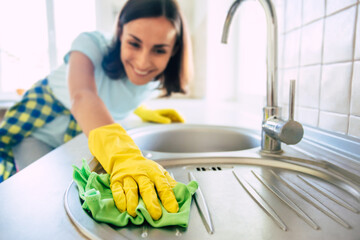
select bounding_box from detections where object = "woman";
[0,0,193,220]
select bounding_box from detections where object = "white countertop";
[1,98,360,239]
[0,98,264,239]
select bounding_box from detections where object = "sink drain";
[185,165,234,172]
[196,166,223,171]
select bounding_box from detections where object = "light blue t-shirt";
[31,31,160,148]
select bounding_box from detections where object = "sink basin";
[127,124,261,153]
[64,123,360,239]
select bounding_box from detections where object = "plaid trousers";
[0,79,82,182]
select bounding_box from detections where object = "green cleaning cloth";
[72,159,198,227]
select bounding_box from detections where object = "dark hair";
[102,0,193,96]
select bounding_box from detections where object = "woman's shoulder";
[64,31,113,65]
[76,31,112,49]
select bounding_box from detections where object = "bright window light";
[53,0,96,67]
[0,0,96,95]
[237,2,266,97]
[0,0,49,93]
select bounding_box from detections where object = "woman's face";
[120,17,177,85]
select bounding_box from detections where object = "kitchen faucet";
[221,0,304,153]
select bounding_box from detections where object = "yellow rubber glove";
[134,105,185,124]
[88,123,179,220]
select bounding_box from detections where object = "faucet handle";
[262,79,304,145]
[289,79,295,121]
[282,79,303,144]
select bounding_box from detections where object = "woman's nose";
[135,50,152,70]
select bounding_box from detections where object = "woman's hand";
[88,123,179,220]
[111,157,178,220]
[134,105,185,124]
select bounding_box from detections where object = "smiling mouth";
[133,67,151,76]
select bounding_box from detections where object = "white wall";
[279,0,360,138]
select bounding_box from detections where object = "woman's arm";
[67,51,179,220]
[67,51,114,136]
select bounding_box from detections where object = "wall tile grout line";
[305,60,354,67]
[317,0,327,128]
[284,3,358,34]
[280,60,355,70]
[325,2,358,18]
[296,0,304,120]
[348,3,360,135]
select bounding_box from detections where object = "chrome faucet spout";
[221,0,244,44]
[221,0,278,107]
[259,0,278,107]
[221,0,303,153]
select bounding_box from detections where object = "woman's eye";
[128,42,140,48]
[154,49,166,54]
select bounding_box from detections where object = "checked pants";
[0,79,82,182]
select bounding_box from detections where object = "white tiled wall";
[323,6,356,63]
[300,20,323,65]
[351,62,360,115]
[302,0,325,24]
[279,0,360,139]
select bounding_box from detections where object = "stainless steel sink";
[64,124,360,240]
[65,154,360,240]
[127,124,261,153]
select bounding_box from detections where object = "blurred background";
[0,0,359,139]
[0,0,267,100]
